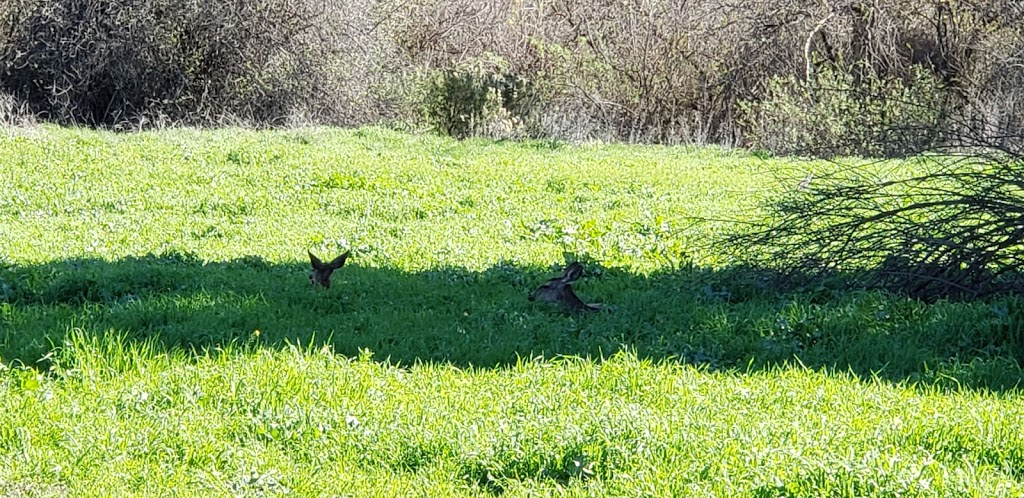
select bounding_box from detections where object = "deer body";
[528,262,602,313]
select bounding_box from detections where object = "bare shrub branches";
[729,107,1024,301]
[0,0,1022,144]
[0,0,393,127]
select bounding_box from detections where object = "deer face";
[309,250,350,289]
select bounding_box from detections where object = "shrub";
[0,0,331,126]
[419,56,535,139]
[726,119,1024,301]
[739,64,953,158]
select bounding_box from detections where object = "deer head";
[308,250,350,289]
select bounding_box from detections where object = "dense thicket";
[0,0,1021,152]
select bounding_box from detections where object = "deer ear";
[308,251,324,269]
[562,262,583,282]
[327,251,350,270]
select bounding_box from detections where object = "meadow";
[0,126,1022,496]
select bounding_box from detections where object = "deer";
[308,250,350,289]
[528,262,603,313]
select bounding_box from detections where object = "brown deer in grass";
[528,262,602,313]
[308,250,350,289]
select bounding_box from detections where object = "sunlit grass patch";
[3,338,1023,496]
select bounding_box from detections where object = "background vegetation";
[0,0,1021,153]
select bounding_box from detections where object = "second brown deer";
[528,262,602,313]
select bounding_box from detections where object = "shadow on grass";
[1,252,1022,392]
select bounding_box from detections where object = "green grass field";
[1,126,1023,496]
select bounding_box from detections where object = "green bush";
[419,56,535,139]
[739,64,952,157]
